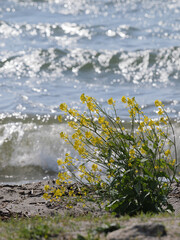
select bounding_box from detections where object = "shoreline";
[1,181,180,239]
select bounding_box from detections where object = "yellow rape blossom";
[109,159,115,163]
[59,103,68,112]
[80,93,86,103]
[165,149,171,156]
[85,131,92,139]
[170,159,176,166]
[44,185,50,191]
[58,115,62,122]
[92,163,98,171]
[128,108,136,117]
[43,193,50,200]
[158,108,164,115]
[144,116,149,123]
[148,119,154,127]
[69,109,78,117]
[121,96,126,103]
[57,159,64,165]
[129,149,135,158]
[60,132,68,139]
[98,116,105,124]
[78,147,86,155]
[87,96,93,102]
[128,162,132,167]
[140,147,146,155]
[87,101,96,111]
[154,100,162,107]
[140,122,145,127]
[68,121,78,129]
[107,97,115,105]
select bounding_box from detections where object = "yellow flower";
[107,97,115,105]
[43,193,50,200]
[171,159,176,166]
[165,149,171,156]
[154,100,162,107]
[57,159,64,165]
[58,115,62,122]
[68,121,78,128]
[74,139,81,150]
[72,132,78,139]
[79,164,86,172]
[160,117,167,125]
[78,147,86,155]
[98,116,105,124]
[85,131,92,139]
[121,96,126,103]
[158,108,164,115]
[56,179,60,185]
[54,189,63,197]
[155,121,159,126]
[129,108,136,117]
[92,163,98,171]
[109,159,115,163]
[128,162,132,167]
[87,101,96,112]
[144,116,149,123]
[129,149,135,158]
[148,119,154,127]
[69,109,78,117]
[116,117,120,123]
[140,147,146,155]
[140,122,144,127]
[60,132,68,139]
[44,185,50,191]
[127,97,133,106]
[80,117,87,126]
[87,96,92,102]
[59,103,68,111]
[80,93,86,103]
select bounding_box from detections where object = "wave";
[0,46,180,86]
[0,117,179,183]
[0,119,75,174]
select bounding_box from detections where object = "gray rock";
[106,223,166,240]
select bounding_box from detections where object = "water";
[0,0,180,183]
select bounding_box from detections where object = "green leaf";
[134,182,141,194]
[143,168,153,178]
[140,158,148,163]
[107,148,112,161]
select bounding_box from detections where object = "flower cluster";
[43,95,178,215]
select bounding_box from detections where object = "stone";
[106,223,166,240]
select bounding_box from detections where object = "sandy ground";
[0,181,180,220]
[0,180,106,220]
[1,181,180,239]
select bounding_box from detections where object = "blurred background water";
[0,0,180,183]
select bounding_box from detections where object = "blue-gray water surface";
[0,0,180,183]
